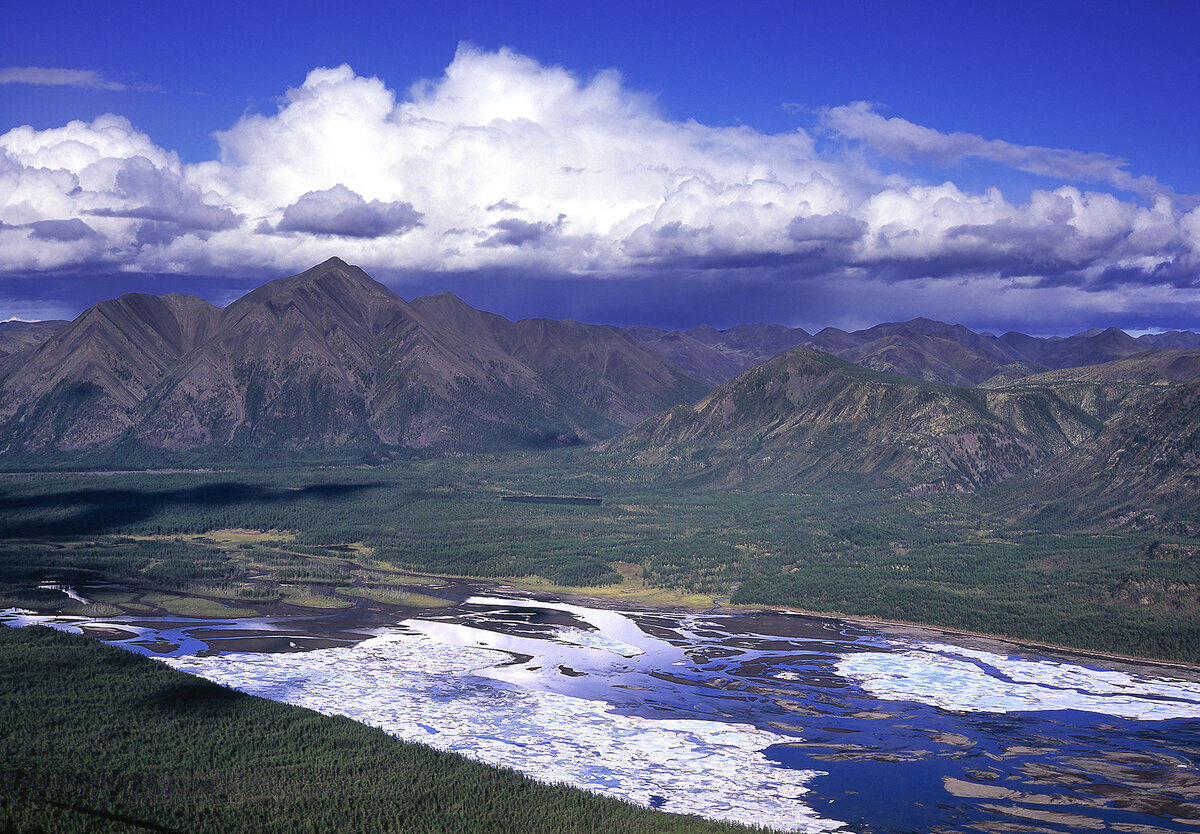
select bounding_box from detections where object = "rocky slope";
[982,350,1200,525]
[0,319,69,359]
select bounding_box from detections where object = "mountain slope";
[982,349,1200,525]
[611,342,1200,525]
[607,347,1096,490]
[0,319,68,358]
[413,294,709,426]
[0,293,220,452]
[112,259,622,455]
[1011,381,1200,527]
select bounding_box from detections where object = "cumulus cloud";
[276,185,422,238]
[0,115,241,269]
[0,66,126,90]
[0,45,1197,326]
[787,213,865,242]
[85,156,243,232]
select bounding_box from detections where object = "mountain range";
[0,259,709,459]
[1,257,1197,522]
[628,317,1200,388]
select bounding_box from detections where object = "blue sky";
[2,0,1199,334]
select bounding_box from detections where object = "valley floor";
[1,450,1198,665]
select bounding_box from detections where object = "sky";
[2,1,1199,335]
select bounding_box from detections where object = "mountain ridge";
[605,346,1100,491]
[0,258,703,460]
[9,279,1197,392]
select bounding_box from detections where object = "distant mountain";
[621,327,746,387]
[628,318,1198,388]
[997,326,1149,372]
[605,347,1096,490]
[2,257,1198,502]
[0,319,68,358]
[0,259,709,461]
[1138,331,1200,350]
[627,323,810,385]
[806,318,1034,386]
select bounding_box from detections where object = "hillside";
[0,626,747,834]
[606,347,1096,490]
[983,349,1200,527]
[604,342,1200,534]
[0,293,221,453]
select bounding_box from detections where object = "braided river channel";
[7,590,1200,833]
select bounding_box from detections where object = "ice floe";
[36,583,90,604]
[164,627,843,832]
[2,610,85,630]
[464,595,664,656]
[836,641,1200,720]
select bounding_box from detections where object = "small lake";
[6,593,1200,832]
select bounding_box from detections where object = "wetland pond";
[6,588,1200,833]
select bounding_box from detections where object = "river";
[5,592,1200,832]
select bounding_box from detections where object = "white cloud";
[822,101,1186,205]
[0,66,126,91]
[0,115,240,269]
[0,45,1196,303]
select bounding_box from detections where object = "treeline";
[0,626,762,834]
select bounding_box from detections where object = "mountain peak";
[229,257,399,313]
[290,256,365,285]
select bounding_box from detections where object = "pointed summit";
[222,257,411,339]
[239,256,391,301]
